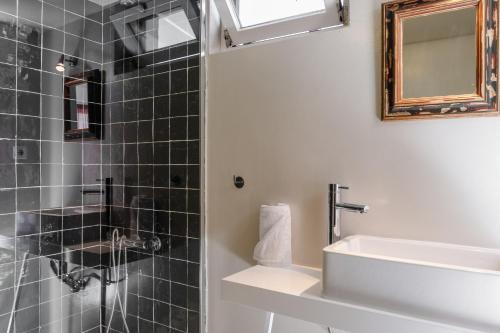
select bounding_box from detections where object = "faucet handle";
[330,184,349,194]
[333,184,349,191]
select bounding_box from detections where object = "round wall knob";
[233,176,245,189]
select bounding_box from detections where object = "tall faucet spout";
[336,203,369,214]
[328,184,369,245]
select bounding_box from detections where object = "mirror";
[382,0,498,120]
[402,7,477,99]
[64,70,102,141]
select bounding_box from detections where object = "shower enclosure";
[0,0,203,332]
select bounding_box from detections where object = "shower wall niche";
[0,0,202,332]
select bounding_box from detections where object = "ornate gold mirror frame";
[382,0,499,120]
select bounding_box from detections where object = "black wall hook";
[233,175,245,189]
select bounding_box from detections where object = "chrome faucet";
[328,184,369,245]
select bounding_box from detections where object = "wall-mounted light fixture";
[56,55,78,72]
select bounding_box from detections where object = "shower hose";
[106,228,131,333]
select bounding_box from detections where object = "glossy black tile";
[17,164,40,187]
[17,115,41,140]
[187,262,199,287]
[0,37,16,65]
[64,33,84,59]
[17,281,40,309]
[138,98,154,120]
[18,140,40,164]
[43,3,65,29]
[153,118,169,142]
[171,69,187,94]
[1,0,17,16]
[43,27,64,53]
[18,19,42,47]
[154,95,170,119]
[170,117,187,141]
[19,0,42,23]
[41,71,63,96]
[0,63,16,89]
[187,140,200,164]
[66,0,85,16]
[17,67,41,93]
[0,12,17,40]
[139,165,153,187]
[41,118,64,141]
[14,304,40,332]
[171,282,187,308]
[0,287,15,316]
[188,214,200,238]
[172,141,188,164]
[153,165,169,188]
[0,214,16,237]
[154,300,170,327]
[0,88,16,114]
[171,93,187,117]
[171,305,187,331]
[41,94,63,119]
[84,19,102,43]
[17,187,40,211]
[0,114,16,139]
[171,235,187,260]
[85,39,102,63]
[188,311,200,333]
[0,165,15,188]
[18,91,40,116]
[0,189,15,214]
[188,190,200,214]
[138,296,154,321]
[138,143,153,164]
[169,259,187,284]
[17,43,41,69]
[170,212,187,236]
[153,72,170,96]
[0,140,15,164]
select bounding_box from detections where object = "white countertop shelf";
[222,265,486,333]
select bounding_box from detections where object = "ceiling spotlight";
[55,55,78,72]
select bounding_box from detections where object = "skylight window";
[232,0,326,28]
[158,9,197,48]
[213,0,348,48]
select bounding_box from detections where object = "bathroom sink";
[322,235,500,332]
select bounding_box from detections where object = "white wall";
[206,0,500,332]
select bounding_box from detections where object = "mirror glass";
[402,7,477,99]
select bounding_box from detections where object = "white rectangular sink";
[323,235,500,332]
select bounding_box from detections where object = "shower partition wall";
[0,0,203,332]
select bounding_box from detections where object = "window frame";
[213,0,349,47]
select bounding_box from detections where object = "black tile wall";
[101,0,201,332]
[0,0,202,332]
[0,0,105,332]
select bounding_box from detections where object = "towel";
[253,203,292,267]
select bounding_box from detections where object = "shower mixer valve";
[114,235,162,252]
